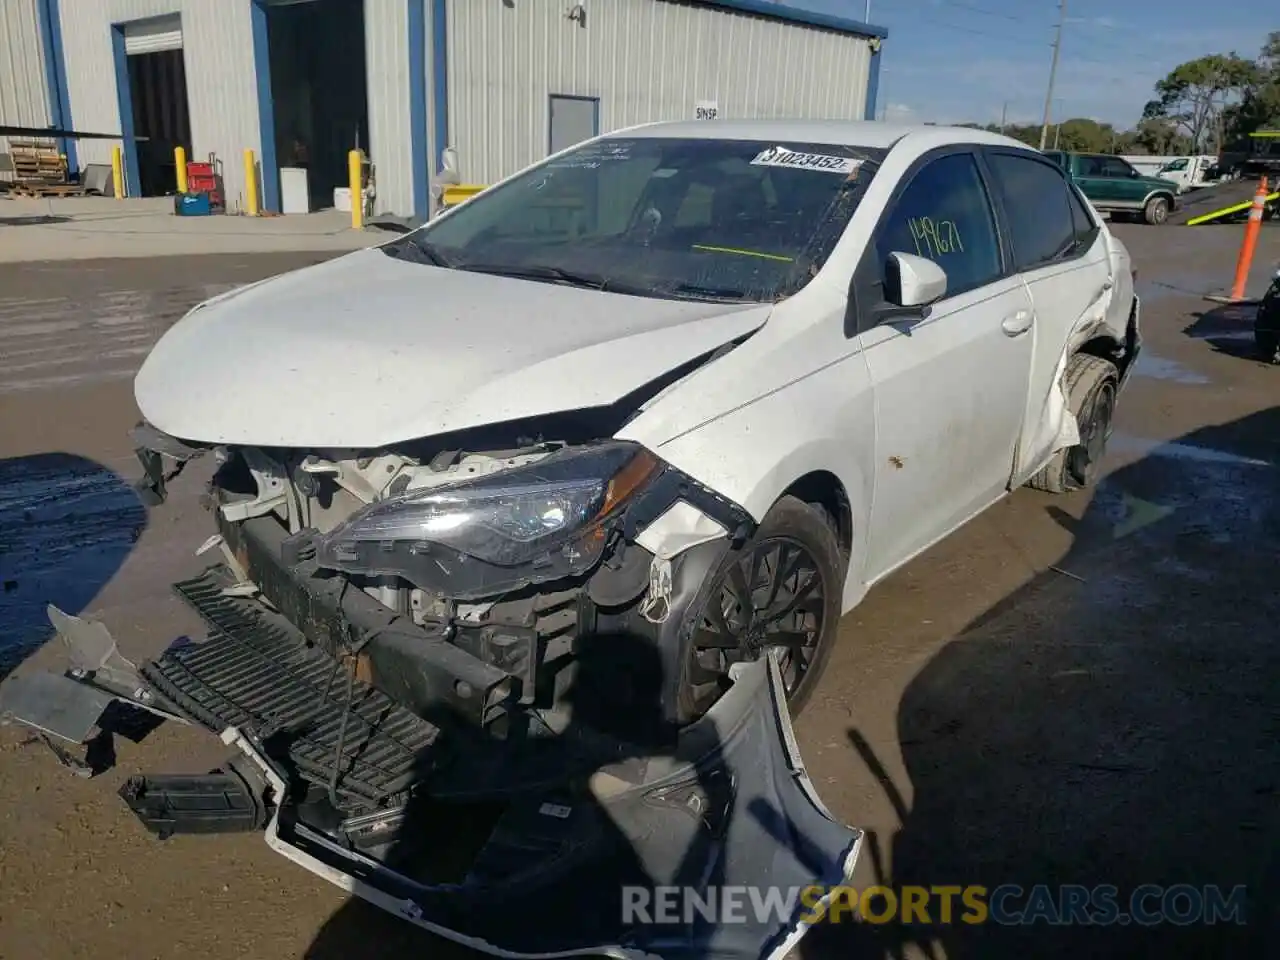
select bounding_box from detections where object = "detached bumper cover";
[246,651,863,960]
[1,609,863,959]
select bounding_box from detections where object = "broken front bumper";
[1,611,863,960]
[234,651,863,960]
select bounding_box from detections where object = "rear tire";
[1027,353,1119,494]
[1143,195,1171,225]
[675,495,843,723]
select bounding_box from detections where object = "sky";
[837,0,1272,129]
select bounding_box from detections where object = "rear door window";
[985,151,1080,271]
[1100,157,1135,179]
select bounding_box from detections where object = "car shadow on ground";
[1182,302,1270,364]
[804,406,1280,958]
[0,452,147,682]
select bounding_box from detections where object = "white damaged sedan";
[1,120,1138,959]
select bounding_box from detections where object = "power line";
[923,19,1052,45]
[934,0,1029,23]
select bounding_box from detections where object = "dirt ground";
[1,229,1278,959]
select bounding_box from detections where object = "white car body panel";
[1011,229,1112,483]
[134,248,771,448]
[133,118,1137,617]
[858,274,1035,581]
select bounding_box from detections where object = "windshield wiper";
[670,282,753,302]
[456,262,614,291]
[446,261,758,303]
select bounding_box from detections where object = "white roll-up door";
[123,15,183,55]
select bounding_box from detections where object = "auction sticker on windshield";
[751,145,863,175]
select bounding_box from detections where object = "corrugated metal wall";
[59,0,261,205]
[365,0,412,216]
[0,0,53,174]
[445,0,873,186]
[367,0,437,217]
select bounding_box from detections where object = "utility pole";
[864,1,871,21]
[1000,101,1008,134]
[1039,0,1066,150]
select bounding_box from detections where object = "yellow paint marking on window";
[691,244,794,262]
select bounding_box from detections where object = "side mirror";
[884,252,947,313]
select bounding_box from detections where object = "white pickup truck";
[1155,155,1225,193]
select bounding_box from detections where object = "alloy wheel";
[686,537,828,716]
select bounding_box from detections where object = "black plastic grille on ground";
[141,567,440,811]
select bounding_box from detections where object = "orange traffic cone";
[1229,177,1270,302]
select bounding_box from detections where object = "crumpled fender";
[1019,281,1116,474]
[234,650,863,960]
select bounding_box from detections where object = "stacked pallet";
[1,139,82,197]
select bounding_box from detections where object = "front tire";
[1028,353,1119,494]
[675,495,843,723]
[1144,195,1171,225]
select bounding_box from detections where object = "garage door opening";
[264,0,369,212]
[121,15,191,197]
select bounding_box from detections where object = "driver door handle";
[1001,310,1033,336]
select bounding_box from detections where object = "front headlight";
[314,442,661,597]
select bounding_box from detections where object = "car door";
[1100,155,1149,203]
[853,148,1036,582]
[982,148,1113,481]
[1074,154,1120,205]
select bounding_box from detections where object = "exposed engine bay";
[135,415,760,747]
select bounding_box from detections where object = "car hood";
[134,247,773,448]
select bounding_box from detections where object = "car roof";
[609,118,1035,153]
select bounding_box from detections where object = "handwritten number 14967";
[908,217,964,257]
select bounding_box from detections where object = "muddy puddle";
[1131,350,1210,384]
[0,454,146,678]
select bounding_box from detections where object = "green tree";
[1147,53,1259,150]
[1225,32,1280,140]
[1132,115,1192,155]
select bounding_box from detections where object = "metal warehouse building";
[3,0,886,218]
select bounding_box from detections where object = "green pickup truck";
[1042,151,1180,225]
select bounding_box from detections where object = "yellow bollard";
[175,146,188,194]
[111,145,124,199]
[348,150,363,230]
[243,148,259,217]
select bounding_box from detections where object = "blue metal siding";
[249,0,279,212]
[431,0,448,175]
[407,0,428,217]
[865,43,881,121]
[109,24,139,193]
[34,0,77,171]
